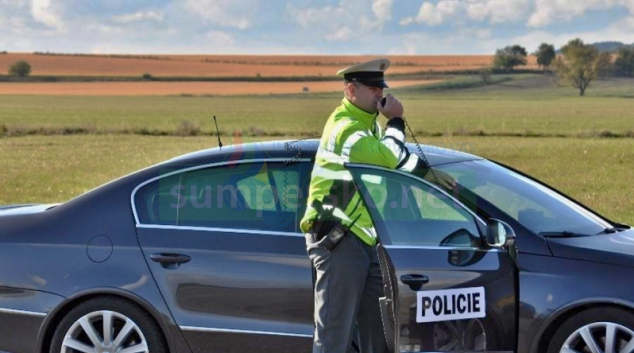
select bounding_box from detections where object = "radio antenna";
[213,115,223,150]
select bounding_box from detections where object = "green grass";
[1,76,633,138]
[0,95,333,137]
[1,75,633,225]
[398,74,515,91]
[0,71,451,83]
[1,135,633,226]
[0,135,247,204]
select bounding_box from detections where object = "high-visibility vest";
[300,98,421,246]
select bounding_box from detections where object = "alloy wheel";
[61,310,149,353]
[560,322,634,353]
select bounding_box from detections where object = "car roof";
[168,139,483,167]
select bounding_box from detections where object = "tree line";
[493,38,634,96]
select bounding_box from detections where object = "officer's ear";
[345,81,356,98]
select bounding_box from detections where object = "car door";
[347,163,517,353]
[133,159,314,353]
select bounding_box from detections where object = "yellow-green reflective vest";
[300,98,421,246]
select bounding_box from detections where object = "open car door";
[347,163,517,353]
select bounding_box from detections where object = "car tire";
[50,296,167,353]
[547,307,634,353]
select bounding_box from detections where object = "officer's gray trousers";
[305,230,389,353]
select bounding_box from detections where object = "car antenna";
[213,115,223,150]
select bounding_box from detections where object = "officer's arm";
[345,118,407,169]
[344,118,435,177]
[345,119,456,188]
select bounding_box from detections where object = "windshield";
[437,160,612,235]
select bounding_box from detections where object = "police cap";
[337,58,390,88]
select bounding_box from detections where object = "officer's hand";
[424,168,456,190]
[377,94,404,119]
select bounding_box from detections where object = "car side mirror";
[486,219,516,250]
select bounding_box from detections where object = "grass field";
[1,76,632,137]
[1,135,632,225]
[1,74,633,226]
[0,53,538,77]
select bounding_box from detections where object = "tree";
[554,38,612,96]
[493,45,528,71]
[615,45,634,77]
[478,68,492,84]
[565,38,585,49]
[535,43,556,72]
[8,60,31,77]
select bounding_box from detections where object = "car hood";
[546,229,634,268]
[0,204,59,217]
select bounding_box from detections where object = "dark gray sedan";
[1,139,633,353]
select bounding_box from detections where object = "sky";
[1,0,633,55]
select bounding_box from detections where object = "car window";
[177,162,301,232]
[134,173,181,226]
[437,160,612,235]
[296,161,314,223]
[235,169,299,212]
[354,169,481,247]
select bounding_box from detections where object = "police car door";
[347,164,516,353]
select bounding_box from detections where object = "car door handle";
[400,274,429,291]
[150,253,191,269]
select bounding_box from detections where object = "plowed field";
[0,53,539,77]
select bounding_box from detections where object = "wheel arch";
[530,297,634,353]
[36,287,178,353]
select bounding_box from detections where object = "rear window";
[134,162,303,233]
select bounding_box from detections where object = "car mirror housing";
[486,219,517,250]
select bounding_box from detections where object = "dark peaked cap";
[337,58,390,88]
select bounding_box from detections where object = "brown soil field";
[0,53,539,77]
[0,79,443,96]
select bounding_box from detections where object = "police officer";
[300,58,455,353]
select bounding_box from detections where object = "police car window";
[436,160,611,235]
[409,186,472,222]
[356,169,481,247]
[264,169,300,212]
[177,162,301,232]
[296,162,314,223]
[134,173,181,226]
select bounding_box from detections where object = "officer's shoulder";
[333,116,366,129]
